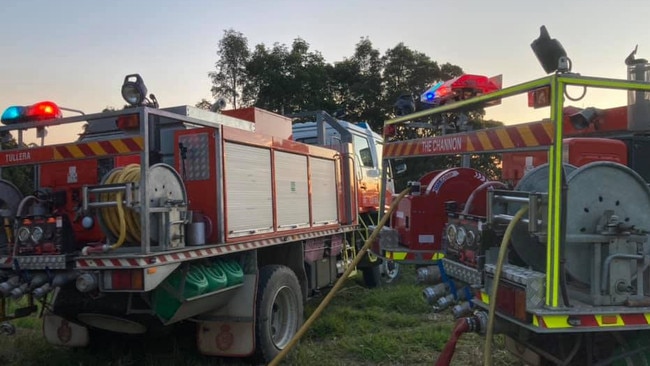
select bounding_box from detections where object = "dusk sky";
[1,0,649,143]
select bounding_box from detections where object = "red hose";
[435,318,470,366]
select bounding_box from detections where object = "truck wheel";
[255,265,303,363]
[361,265,381,288]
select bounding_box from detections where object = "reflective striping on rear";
[53,137,144,160]
[75,227,353,269]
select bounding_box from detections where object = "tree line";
[202,29,471,133]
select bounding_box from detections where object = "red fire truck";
[0,74,383,363]
[375,27,650,364]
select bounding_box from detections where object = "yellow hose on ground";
[268,187,412,366]
[484,205,529,366]
[100,164,141,249]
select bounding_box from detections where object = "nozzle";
[434,287,469,312]
[452,302,473,319]
[32,283,53,300]
[10,283,29,300]
[416,265,441,284]
[0,276,20,297]
[423,282,449,305]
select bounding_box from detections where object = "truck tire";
[361,260,400,288]
[254,265,303,363]
[361,265,381,288]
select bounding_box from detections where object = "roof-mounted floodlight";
[569,107,602,130]
[531,25,570,74]
[121,74,148,106]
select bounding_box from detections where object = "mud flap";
[42,311,89,347]
[196,273,256,357]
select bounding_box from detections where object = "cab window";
[353,135,374,167]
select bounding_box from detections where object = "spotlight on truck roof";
[569,107,601,130]
[531,25,570,74]
[121,74,148,106]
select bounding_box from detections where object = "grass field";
[0,266,520,365]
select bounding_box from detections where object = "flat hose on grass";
[268,187,412,366]
[484,205,528,366]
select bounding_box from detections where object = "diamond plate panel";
[485,264,545,309]
[441,258,482,285]
[179,133,210,181]
[14,255,68,270]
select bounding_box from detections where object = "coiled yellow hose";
[100,164,141,249]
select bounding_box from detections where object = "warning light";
[1,106,24,123]
[420,75,500,106]
[1,101,62,125]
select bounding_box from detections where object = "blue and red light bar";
[420,74,501,105]
[1,101,62,125]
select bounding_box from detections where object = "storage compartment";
[310,157,338,225]
[224,142,273,238]
[274,151,309,230]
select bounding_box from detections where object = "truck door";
[352,134,380,213]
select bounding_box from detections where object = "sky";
[1,0,649,144]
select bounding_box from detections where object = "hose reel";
[507,163,576,272]
[507,162,650,291]
[90,163,188,249]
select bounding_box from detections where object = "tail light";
[103,270,144,291]
[116,114,140,130]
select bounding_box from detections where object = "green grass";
[0,266,520,365]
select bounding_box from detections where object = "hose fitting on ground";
[423,282,449,305]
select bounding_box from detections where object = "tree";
[331,38,384,130]
[382,43,442,113]
[244,42,290,113]
[195,99,213,110]
[244,38,334,114]
[209,29,250,109]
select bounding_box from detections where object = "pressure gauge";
[31,226,44,243]
[446,225,457,246]
[17,226,31,242]
[456,227,467,247]
[466,230,476,247]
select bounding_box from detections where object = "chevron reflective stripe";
[75,228,351,269]
[384,251,444,261]
[384,121,554,158]
[533,314,650,329]
[54,137,144,160]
